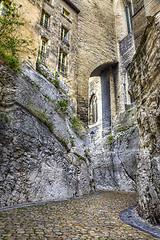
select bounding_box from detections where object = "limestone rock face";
[92,129,138,192]
[128,13,160,224]
[0,63,94,207]
[91,105,139,192]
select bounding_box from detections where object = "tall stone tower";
[72,0,135,138]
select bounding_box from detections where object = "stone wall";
[88,76,103,140]
[144,0,160,17]
[13,0,79,108]
[119,32,135,107]
[128,13,160,224]
[14,0,42,67]
[10,0,138,125]
[0,63,95,207]
[71,0,118,122]
[132,0,148,49]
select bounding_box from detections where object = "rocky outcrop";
[128,13,160,224]
[91,105,139,192]
[0,63,95,207]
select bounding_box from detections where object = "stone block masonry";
[71,0,118,122]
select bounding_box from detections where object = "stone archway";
[89,62,118,137]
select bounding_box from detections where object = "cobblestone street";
[0,191,158,239]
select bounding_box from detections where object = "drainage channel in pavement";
[120,206,160,239]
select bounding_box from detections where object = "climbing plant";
[0,0,34,71]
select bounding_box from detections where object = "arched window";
[89,95,98,124]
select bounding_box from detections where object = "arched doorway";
[89,62,118,137]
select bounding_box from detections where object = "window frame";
[58,50,67,75]
[125,3,133,34]
[89,94,98,124]
[38,38,47,63]
[62,8,69,18]
[40,10,49,29]
[61,26,69,44]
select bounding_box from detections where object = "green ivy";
[0,1,35,72]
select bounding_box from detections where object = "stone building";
[0,0,159,225]
[1,0,158,134]
[7,0,135,135]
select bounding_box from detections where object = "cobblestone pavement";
[0,191,158,240]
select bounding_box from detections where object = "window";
[58,50,67,74]
[63,8,69,18]
[40,11,49,29]
[125,3,133,34]
[61,26,68,43]
[89,95,98,124]
[38,38,47,63]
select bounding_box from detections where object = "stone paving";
[0,191,158,240]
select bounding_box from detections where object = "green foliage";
[130,126,136,135]
[84,148,91,162]
[32,109,54,132]
[69,135,75,146]
[46,121,54,132]
[107,135,114,141]
[0,0,34,71]
[79,134,84,140]
[51,72,60,89]
[36,60,47,77]
[0,113,10,125]
[0,43,20,72]
[23,132,35,139]
[60,139,68,148]
[70,116,82,130]
[35,109,48,121]
[117,129,127,139]
[53,78,60,88]
[55,99,69,115]
[78,156,83,161]
[107,135,115,145]
[26,76,41,90]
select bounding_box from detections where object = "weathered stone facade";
[14,0,79,108]
[128,13,160,224]
[15,0,134,123]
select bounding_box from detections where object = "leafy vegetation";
[31,108,54,132]
[130,126,136,135]
[0,113,10,125]
[0,1,35,72]
[60,139,68,148]
[36,60,48,78]
[55,99,69,115]
[84,148,91,162]
[52,72,60,88]
[107,135,115,145]
[69,135,75,146]
[70,116,82,130]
